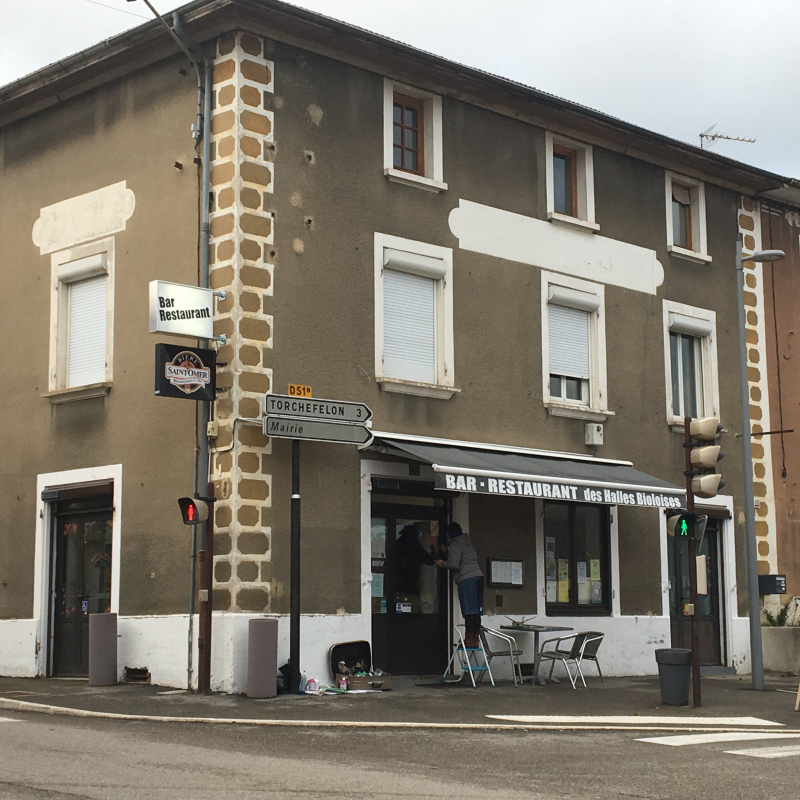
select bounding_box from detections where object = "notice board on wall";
[487,559,524,587]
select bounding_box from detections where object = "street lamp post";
[735,241,784,692]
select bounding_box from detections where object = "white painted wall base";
[1,610,753,690]
[0,619,38,677]
[119,612,371,693]
[762,626,800,675]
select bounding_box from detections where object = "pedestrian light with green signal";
[667,510,696,539]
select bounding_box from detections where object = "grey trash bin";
[655,648,692,706]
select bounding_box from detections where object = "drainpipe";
[148,7,213,691]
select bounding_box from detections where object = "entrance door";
[371,503,448,674]
[52,502,113,677]
[668,520,724,665]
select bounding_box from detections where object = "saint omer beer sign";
[155,344,216,401]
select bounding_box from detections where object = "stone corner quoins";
[209,31,276,613]
[739,198,776,577]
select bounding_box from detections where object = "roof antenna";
[699,124,755,149]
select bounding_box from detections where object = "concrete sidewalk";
[1,673,798,729]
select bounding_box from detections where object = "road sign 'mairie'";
[264,416,373,445]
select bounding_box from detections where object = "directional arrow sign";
[264,415,373,446]
[264,394,372,423]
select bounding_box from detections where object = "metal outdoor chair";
[537,631,605,688]
[479,627,524,687]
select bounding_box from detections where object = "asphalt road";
[1,711,798,799]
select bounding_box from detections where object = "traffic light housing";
[667,511,695,538]
[687,416,725,499]
[666,511,709,544]
[178,497,209,525]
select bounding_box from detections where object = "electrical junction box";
[585,423,604,446]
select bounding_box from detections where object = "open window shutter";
[548,304,590,378]
[383,268,436,384]
[67,275,107,388]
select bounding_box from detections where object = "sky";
[2,0,798,179]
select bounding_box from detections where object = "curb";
[0,698,795,734]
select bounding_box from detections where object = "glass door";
[52,510,113,677]
[370,503,448,674]
[668,520,724,665]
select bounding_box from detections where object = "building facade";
[2,0,797,690]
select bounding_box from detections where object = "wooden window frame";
[553,144,578,218]
[393,93,425,177]
[672,184,693,250]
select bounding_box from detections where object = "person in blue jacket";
[436,522,484,648]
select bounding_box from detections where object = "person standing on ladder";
[436,522,484,648]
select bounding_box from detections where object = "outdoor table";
[500,624,574,685]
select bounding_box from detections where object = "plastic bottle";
[306,677,317,694]
[299,673,307,693]
[339,676,348,691]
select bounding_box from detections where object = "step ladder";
[441,628,495,687]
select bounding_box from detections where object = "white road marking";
[488,714,782,727]
[725,743,800,759]
[0,717,22,723]
[637,732,800,747]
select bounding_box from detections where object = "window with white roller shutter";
[374,233,455,399]
[541,272,608,417]
[48,244,114,397]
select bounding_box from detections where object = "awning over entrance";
[372,434,685,509]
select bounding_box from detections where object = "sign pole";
[684,416,701,708]
[290,440,301,694]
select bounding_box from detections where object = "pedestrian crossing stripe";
[637,732,800,747]
[488,715,782,727]
[725,744,800,759]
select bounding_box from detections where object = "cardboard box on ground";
[329,640,393,691]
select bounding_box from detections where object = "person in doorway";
[395,525,434,597]
[436,522,484,649]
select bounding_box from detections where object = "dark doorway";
[668,520,725,665]
[370,484,449,675]
[51,494,113,677]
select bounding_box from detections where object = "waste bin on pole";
[655,648,692,706]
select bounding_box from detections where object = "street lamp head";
[743,249,786,263]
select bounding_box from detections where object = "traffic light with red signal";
[178,497,209,525]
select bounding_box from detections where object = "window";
[374,233,455,399]
[544,501,611,615]
[665,172,711,263]
[383,79,446,193]
[392,94,424,176]
[47,239,114,402]
[552,144,577,217]
[669,331,703,419]
[541,272,609,420]
[662,300,718,425]
[545,132,598,232]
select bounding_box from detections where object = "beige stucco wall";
[0,29,750,628]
